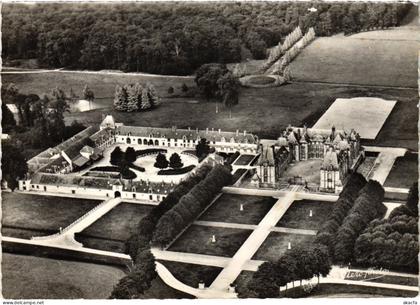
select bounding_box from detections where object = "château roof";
[322,148,339,170]
[258,144,275,166]
[115,125,258,144]
[100,115,116,129]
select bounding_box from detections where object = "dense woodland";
[3,2,412,75]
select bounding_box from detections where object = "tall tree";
[217,72,240,119]
[114,85,128,111]
[169,153,183,169]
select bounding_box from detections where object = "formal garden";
[79,143,200,184]
[168,225,252,258]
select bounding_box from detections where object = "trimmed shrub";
[158,165,195,175]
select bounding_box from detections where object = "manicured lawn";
[159,261,222,288]
[1,192,99,237]
[289,33,418,88]
[199,194,277,225]
[233,154,257,166]
[283,283,418,298]
[169,225,252,257]
[140,277,193,299]
[2,253,126,299]
[79,203,153,241]
[384,153,418,188]
[252,232,315,262]
[275,200,333,230]
[73,203,152,253]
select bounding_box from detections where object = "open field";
[159,261,222,288]
[2,70,195,105]
[252,232,315,262]
[169,225,252,257]
[2,253,125,299]
[1,192,99,237]
[384,152,418,188]
[199,194,277,225]
[313,97,396,139]
[4,70,417,150]
[275,200,333,230]
[289,33,419,88]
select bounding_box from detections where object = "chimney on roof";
[218,128,221,134]
[244,130,247,136]
[196,127,198,133]
[172,126,176,132]
[236,130,239,136]
[212,128,214,132]
[188,127,191,131]
[206,128,209,134]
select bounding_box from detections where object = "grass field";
[199,194,277,225]
[168,225,252,257]
[160,261,222,288]
[384,153,418,188]
[289,33,419,88]
[252,232,315,262]
[2,253,125,299]
[275,200,333,230]
[2,71,195,103]
[1,192,99,237]
[4,71,417,150]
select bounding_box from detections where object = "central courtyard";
[80,144,199,183]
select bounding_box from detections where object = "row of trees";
[111,163,214,298]
[354,183,419,273]
[240,244,331,298]
[314,173,367,254]
[114,83,160,112]
[5,2,411,74]
[333,180,386,264]
[151,164,232,247]
[271,27,316,75]
[260,26,303,73]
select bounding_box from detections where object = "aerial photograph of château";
[1,0,418,301]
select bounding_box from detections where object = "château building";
[256,125,363,192]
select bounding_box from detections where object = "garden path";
[193,220,317,235]
[151,248,263,271]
